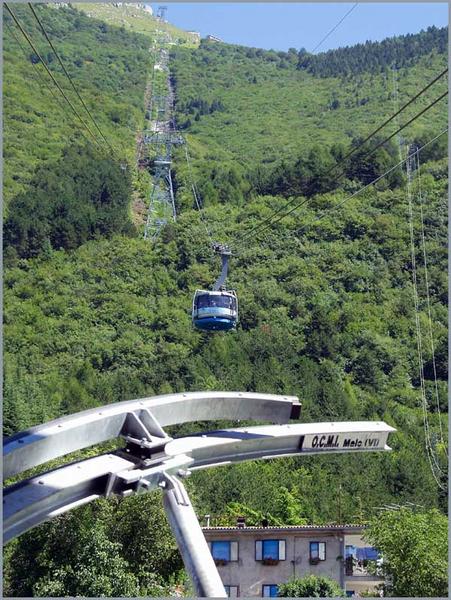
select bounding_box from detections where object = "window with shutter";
[278,540,286,560]
[255,540,263,561]
[230,541,238,561]
[262,584,279,597]
[310,541,326,561]
[225,585,239,597]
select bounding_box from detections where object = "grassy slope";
[77,3,199,47]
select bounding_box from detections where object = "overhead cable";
[28,3,119,155]
[235,128,446,250]
[414,149,445,446]
[235,90,448,246]
[5,20,70,120]
[310,3,358,54]
[5,3,104,151]
[234,69,447,245]
[310,128,447,225]
[184,144,215,248]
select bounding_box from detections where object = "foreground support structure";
[3,391,395,597]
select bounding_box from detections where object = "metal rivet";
[18,439,24,444]
[58,424,63,428]
[38,480,44,485]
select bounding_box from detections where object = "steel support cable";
[234,91,448,248]
[308,129,448,226]
[405,149,444,487]
[28,3,120,157]
[238,129,447,252]
[5,20,73,123]
[332,90,448,181]
[5,4,104,152]
[310,3,358,54]
[234,70,448,247]
[183,144,215,248]
[252,129,447,249]
[5,19,95,151]
[414,149,445,446]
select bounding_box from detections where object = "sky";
[149,2,448,52]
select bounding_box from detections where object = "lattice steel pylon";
[143,44,184,241]
[143,129,184,241]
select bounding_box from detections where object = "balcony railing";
[345,556,383,578]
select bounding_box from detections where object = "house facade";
[202,524,384,597]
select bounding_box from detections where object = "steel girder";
[4,391,300,480]
[4,417,395,543]
[3,391,396,598]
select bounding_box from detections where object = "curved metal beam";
[4,421,395,543]
[4,391,300,480]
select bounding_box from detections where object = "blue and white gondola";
[192,290,238,331]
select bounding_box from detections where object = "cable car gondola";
[192,243,238,331]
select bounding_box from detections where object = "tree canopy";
[365,507,448,597]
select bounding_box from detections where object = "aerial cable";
[256,129,447,246]
[5,20,73,123]
[234,91,448,248]
[184,144,215,251]
[391,65,404,163]
[310,3,358,54]
[236,128,447,250]
[336,68,447,169]
[405,146,444,488]
[308,129,447,226]
[28,3,120,157]
[414,149,445,446]
[332,89,448,182]
[234,69,447,246]
[5,3,104,152]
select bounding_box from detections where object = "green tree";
[4,503,140,597]
[278,574,345,597]
[365,507,448,597]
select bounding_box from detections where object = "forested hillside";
[170,31,447,199]
[3,10,448,597]
[4,4,150,207]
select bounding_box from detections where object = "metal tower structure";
[142,41,184,241]
[143,129,184,240]
[3,390,396,597]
